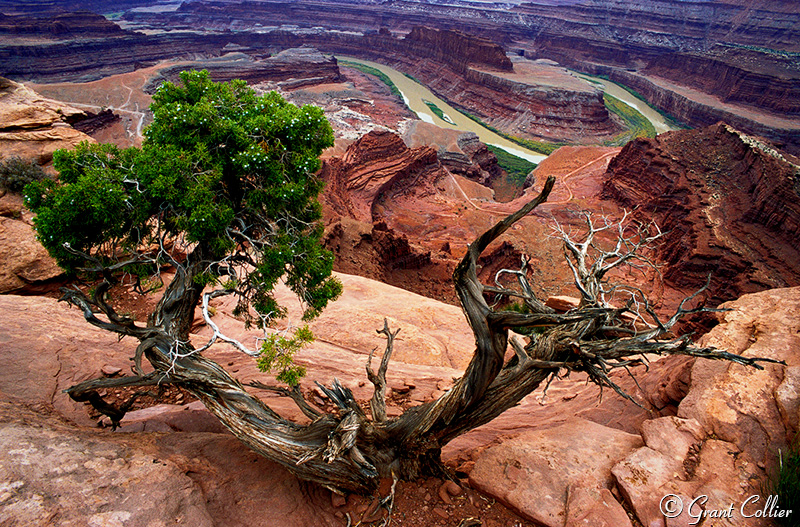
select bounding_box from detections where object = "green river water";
[339,56,677,163]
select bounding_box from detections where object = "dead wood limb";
[56,171,782,499]
[391,176,556,445]
[248,380,323,420]
[366,319,400,423]
[65,371,171,429]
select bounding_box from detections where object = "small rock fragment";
[433,507,449,519]
[101,365,122,376]
[331,492,347,508]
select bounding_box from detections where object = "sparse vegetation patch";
[422,99,454,124]
[603,93,657,145]
[340,60,404,100]
[0,157,50,194]
[486,145,537,187]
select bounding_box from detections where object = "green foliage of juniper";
[257,325,314,385]
[25,71,341,378]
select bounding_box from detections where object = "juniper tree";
[26,71,779,512]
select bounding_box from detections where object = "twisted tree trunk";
[64,175,779,496]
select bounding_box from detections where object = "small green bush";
[768,438,800,526]
[0,157,49,193]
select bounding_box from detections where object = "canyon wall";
[0,32,243,83]
[643,47,800,117]
[0,16,618,143]
[605,69,800,155]
[0,11,125,38]
[143,48,344,92]
[603,123,800,305]
[118,0,800,148]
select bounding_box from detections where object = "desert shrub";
[768,438,800,526]
[0,156,49,193]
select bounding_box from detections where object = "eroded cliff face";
[643,47,800,118]
[0,12,618,143]
[117,0,800,149]
[604,68,800,155]
[320,130,447,224]
[143,49,344,92]
[0,10,126,40]
[396,26,512,72]
[319,130,538,304]
[603,123,800,304]
[258,27,618,142]
[0,76,94,164]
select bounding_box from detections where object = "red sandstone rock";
[610,287,800,527]
[0,193,63,294]
[0,214,63,294]
[0,398,342,527]
[544,295,580,312]
[149,48,344,91]
[0,11,126,40]
[2,278,797,526]
[0,77,94,164]
[469,418,642,527]
[565,487,632,527]
[679,286,800,467]
[320,129,445,223]
[104,401,229,434]
[402,121,504,194]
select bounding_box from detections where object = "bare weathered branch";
[55,169,782,502]
[249,380,323,420]
[65,371,172,429]
[366,319,400,423]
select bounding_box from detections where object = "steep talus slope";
[603,122,800,304]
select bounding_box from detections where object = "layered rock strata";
[0,76,94,164]
[120,0,800,148]
[401,121,504,192]
[603,122,800,305]
[0,14,618,143]
[226,27,619,142]
[0,10,126,40]
[606,68,800,155]
[320,130,538,304]
[142,49,344,92]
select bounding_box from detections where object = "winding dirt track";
[548,151,618,205]
[446,150,619,212]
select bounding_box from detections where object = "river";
[338,56,676,163]
[338,56,548,164]
[576,74,678,134]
